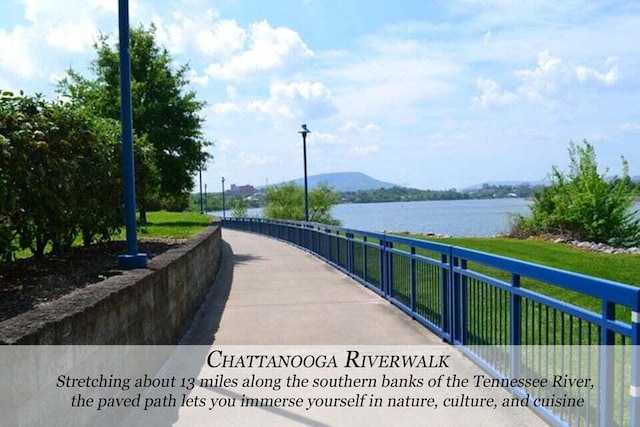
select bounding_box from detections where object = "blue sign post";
[117,0,147,269]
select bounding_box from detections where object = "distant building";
[229,184,255,196]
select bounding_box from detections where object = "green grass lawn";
[124,210,213,239]
[399,234,640,287]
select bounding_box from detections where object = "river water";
[215,199,640,238]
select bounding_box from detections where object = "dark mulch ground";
[0,239,185,322]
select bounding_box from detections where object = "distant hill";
[288,172,398,192]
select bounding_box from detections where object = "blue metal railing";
[221,217,640,427]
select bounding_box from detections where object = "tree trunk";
[139,206,148,225]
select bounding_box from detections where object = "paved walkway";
[182,229,440,345]
[176,229,547,426]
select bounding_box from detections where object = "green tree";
[232,198,248,218]
[264,182,341,225]
[58,24,211,222]
[511,141,640,246]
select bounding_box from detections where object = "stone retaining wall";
[0,223,222,344]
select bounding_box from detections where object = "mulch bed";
[0,239,185,322]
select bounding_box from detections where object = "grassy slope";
[394,234,639,337]
[400,234,640,287]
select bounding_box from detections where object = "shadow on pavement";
[180,239,262,345]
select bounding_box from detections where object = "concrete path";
[182,229,440,345]
[175,229,547,426]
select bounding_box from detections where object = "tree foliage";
[232,198,248,218]
[263,182,341,225]
[58,24,211,219]
[0,90,124,260]
[511,141,640,247]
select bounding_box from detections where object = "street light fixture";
[221,177,226,219]
[299,124,311,222]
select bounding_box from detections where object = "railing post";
[387,241,394,298]
[441,252,450,342]
[348,232,354,274]
[410,246,416,315]
[510,273,522,379]
[631,307,640,427]
[600,300,615,427]
[379,234,386,295]
[459,259,467,345]
[363,236,368,284]
[449,255,459,343]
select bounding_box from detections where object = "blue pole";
[222,177,226,219]
[302,132,309,222]
[117,0,147,269]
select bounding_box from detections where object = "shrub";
[0,90,124,259]
[263,182,341,225]
[232,198,248,218]
[510,141,640,247]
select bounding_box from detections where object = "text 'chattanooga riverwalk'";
[175,229,546,426]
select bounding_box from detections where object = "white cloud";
[575,57,619,86]
[196,19,246,57]
[350,145,380,155]
[247,81,335,120]
[310,132,344,146]
[327,37,463,123]
[619,123,640,133]
[477,51,623,109]
[45,20,98,53]
[90,0,117,14]
[205,20,312,81]
[211,102,241,116]
[154,9,249,59]
[226,86,237,100]
[474,78,517,109]
[339,121,381,135]
[238,152,280,167]
[216,138,234,152]
[514,50,566,102]
[0,26,41,79]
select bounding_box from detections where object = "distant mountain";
[288,172,398,192]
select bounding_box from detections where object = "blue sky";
[2,0,640,190]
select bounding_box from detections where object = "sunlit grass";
[124,210,213,239]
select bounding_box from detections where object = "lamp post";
[299,124,311,222]
[116,0,147,269]
[199,161,204,214]
[221,177,226,219]
[204,184,207,212]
